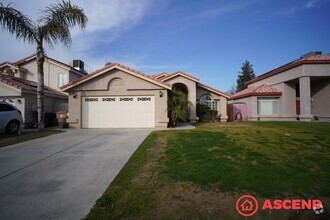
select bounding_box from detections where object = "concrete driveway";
[0,128,152,220]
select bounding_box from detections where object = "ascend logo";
[235,194,324,217]
[235,195,258,217]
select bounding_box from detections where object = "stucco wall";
[249,64,330,87]
[246,63,330,121]
[311,79,330,118]
[66,69,169,128]
[0,83,21,96]
[20,59,83,91]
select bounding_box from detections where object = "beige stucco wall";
[249,64,330,87]
[18,59,83,91]
[311,79,330,119]
[0,83,21,96]
[20,60,71,91]
[164,76,197,123]
[66,69,169,128]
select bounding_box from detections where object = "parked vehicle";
[0,102,23,134]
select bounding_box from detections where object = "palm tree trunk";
[36,44,45,131]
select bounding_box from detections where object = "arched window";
[109,78,125,87]
[5,69,14,77]
[197,94,218,110]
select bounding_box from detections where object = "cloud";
[71,0,153,33]
[305,0,318,8]
[286,0,320,14]
[0,0,155,70]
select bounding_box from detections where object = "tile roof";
[154,72,169,80]
[230,84,282,100]
[61,62,172,91]
[0,61,15,67]
[6,54,86,76]
[161,71,200,82]
[0,73,67,98]
[197,82,230,98]
[247,52,330,85]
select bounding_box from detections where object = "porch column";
[299,76,313,121]
[189,92,197,123]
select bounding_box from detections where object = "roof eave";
[247,60,330,85]
[197,83,230,98]
[61,65,172,92]
[162,72,200,82]
[230,92,282,100]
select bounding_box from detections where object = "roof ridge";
[61,62,171,90]
[162,71,200,82]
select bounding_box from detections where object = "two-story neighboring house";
[0,54,87,127]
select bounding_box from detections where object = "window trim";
[197,94,218,110]
[257,97,278,116]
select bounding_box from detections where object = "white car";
[0,102,24,134]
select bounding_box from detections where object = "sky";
[1,0,330,92]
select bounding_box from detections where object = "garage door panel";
[82,96,154,128]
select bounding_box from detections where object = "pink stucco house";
[230,52,330,121]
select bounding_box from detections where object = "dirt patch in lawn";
[153,182,237,219]
[131,133,168,186]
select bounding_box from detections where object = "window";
[197,94,218,110]
[257,98,278,115]
[0,103,15,112]
[58,73,68,88]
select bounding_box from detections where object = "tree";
[226,84,237,95]
[167,88,192,127]
[0,1,87,130]
[236,60,255,92]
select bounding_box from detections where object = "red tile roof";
[154,72,169,80]
[8,54,86,76]
[0,73,67,98]
[247,52,330,85]
[0,61,15,67]
[61,62,172,91]
[161,71,200,82]
[230,84,282,100]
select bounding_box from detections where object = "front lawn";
[86,122,330,219]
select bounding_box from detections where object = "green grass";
[86,131,161,220]
[0,130,65,148]
[86,122,330,219]
[164,122,330,197]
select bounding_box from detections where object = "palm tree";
[0,1,87,130]
[167,88,192,127]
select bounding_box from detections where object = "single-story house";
[61,63,229,129]
[230,52,330,121]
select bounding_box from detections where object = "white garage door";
[82,96,155,128]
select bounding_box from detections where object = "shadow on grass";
[0,130,65,148]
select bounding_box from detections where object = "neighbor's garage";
[82,96,155,128]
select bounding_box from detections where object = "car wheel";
[5,120,20,134]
